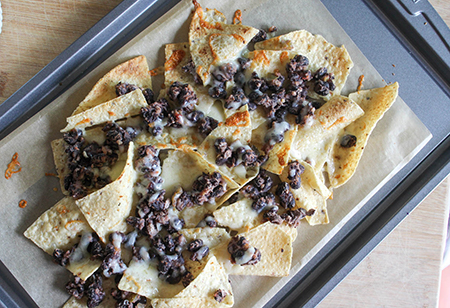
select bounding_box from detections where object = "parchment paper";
[0,0,431,307]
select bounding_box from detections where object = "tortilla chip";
[254,30,353,99]
[76,142,137,242]
[179,227,231,250]
[175,255,233,306]
[327,83,399,188]
[51,139,70,195]
[290,95,364,176]
[62,89,147,132]
[280,160,331,225]
[251,120,298,175]
[197,108,259,185]
[189,5,259,85]
[212,222,293,276]
[24,197,101,279]
[118,259,184,299]
[151,298,229,308]
[213,198,260,232]
[165,43,219,118]
[73,55,152,115]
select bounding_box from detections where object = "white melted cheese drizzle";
[69,232,93,263]
[266,121,290,146]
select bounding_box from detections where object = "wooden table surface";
[1,1,449,307]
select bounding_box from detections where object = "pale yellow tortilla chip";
[24,197,101,279]
[212,222,293,277]
[189,5,259,85]
[213,198,259,233]
[280,160,331,225]
[254,30,353,100]
[179,227,231,250]
[151,298,229,308]
[73,55,152,115]
[290,95,364,176]
[76,142,136,242]
[197,108,259,186]
[118,259,184,299]
[176,255,233,306]
[327,82,399,188]
[51,138,69,195]
[251,119,298,175]
[62,89,147,132]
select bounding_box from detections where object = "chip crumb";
[53,187,58,192]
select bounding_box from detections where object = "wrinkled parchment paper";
[0,0,431,307]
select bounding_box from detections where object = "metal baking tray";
[1,0,449,307]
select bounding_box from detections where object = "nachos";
[24,2,399,307]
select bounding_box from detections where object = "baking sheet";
[0,0,431,307]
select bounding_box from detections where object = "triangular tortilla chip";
[175,255,233,306]
[179,227,231,250]
[24,197,101,280]
[213,198,260,233]
[151,298,229,308]
[327,82,399,188]
[251,119,298,175]
[254,30,353,100]
[290,95,364,176]
[73,55,152,115]
[197,108,259,186]
[280,160,331,225]
[189,5,259,85]
[62,89,147,132]
[212,222,293,277]
[76,142,137,242]
[118,259,184,299]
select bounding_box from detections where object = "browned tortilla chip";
[254,30,353,99]
[212,222,293,277]
[24,197,101,279]
[327,83,399,188]
[73,55,152,115]
[62,89,147,132]
[290,95,364,176]
[76,142,136,242]
[189,5,259,85]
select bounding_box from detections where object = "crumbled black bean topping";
[286,55,310,78]
[101,233,127,277]
[187,239,204,252]
[227,236,261,266]
[254,170,273,193]
[313,67,336,96]
[267,70,285,92]
[225,86,248,110]
[208,83,227,99]
[247,72,268,92]
[172,187,194,211]
[151,234,188,284]
[115,82,139,96]
[276,182,296,209]
[66,276,85,300]
[142,88,155,104]
[197,116,218,137]
[263,206,283,225]
[112,287,146,308]
[103,122,136,151]
[87,233,105,260]
[182,59,202,84]
[182,271,194,287]
[135,145,161,176]
[214,138,233,166]
[340,134,357,148]
[168,82,198,113]
[295,102,315,126]
[140,98,169,124]
[264,120,290,152]
[167,108,184,128]
[252,192,277,213]
[212,63,237,83]
[63,128,84,145]
[252,29,267,43]
[190,244,210,262]
[281,208,315,227]
[287,161,305,189]
[185,110,204,124]
[214,138,265,169]
[53,246,74,267]
[85,273,105,308]
[192,172,227,205]
[214,289,228,303]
